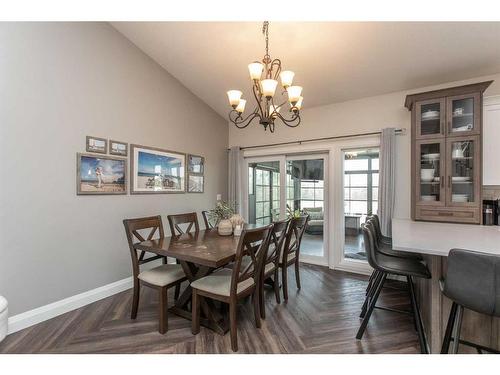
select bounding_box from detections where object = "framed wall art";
[86,136,107,154]
[130,144,186,194]
[77,153,127,195]
[188,154,204,174]
[188,175,204,193]
[109,140,128,156]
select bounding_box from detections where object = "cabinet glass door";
[416,99,444,139]
[447,93,480,136]
[416,140,444,205]
[446,136,479,206]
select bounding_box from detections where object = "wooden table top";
[135,229,242,268]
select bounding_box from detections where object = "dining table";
[134,226,261,335]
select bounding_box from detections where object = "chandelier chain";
[262,21,269,59]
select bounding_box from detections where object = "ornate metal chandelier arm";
[228,110,261,129]
[273,110,301,128]
[252,81,265,117]
[270,58,282,80]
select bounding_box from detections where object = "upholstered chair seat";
[138,264,186,287]
[190,269,255,297]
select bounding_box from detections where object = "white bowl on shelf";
[452,176,471,182]
[421,195,437,202]
[452,194,469,202]
[420,169,435,182]
[423,153,440,160]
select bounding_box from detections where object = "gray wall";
[0,23,228,315]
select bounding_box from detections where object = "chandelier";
[227,21,302,133]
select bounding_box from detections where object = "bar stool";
[356,222,431,353]
[363,216,423,296]
[441,248,500,354]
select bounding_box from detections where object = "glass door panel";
[343,148,379,262]
[286,157,326,260]
[416,141,444,205]
[447,136,479,206]
[416,99,444,139]
[247,160,281,225]
[447,93,480,136]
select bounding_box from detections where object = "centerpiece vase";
[217,219,233,236]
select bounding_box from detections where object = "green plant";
[286,204,302,219]
[208,200,236,223]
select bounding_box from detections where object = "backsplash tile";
[483,185,500,200]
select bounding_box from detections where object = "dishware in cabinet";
[415,139,446,207]
[445,135,481,208]
[446,92,481,136]
[415,98,445,139]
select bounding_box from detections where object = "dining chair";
[201,210,213,229]
[167,212,200,236]
[260,219,289,318]
[123,216,187,334]
[191,224,273,352]
[280,215,310,302]
[356,221,431,353]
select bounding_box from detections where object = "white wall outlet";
[216,194,222,201]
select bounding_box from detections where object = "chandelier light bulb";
[227,90,243,108]
[287,86,303,104]
[248,62,264,80]
[261,79,278,98]
[236,99,246,113]
[269,104,280,118]
[295,96,303,110]
[280,70,295,88]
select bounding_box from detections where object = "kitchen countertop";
[392,218,500,257]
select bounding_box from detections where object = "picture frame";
[86,136,107,154]
[188,154,204,174]
[130,144,186,194]
[188,175,204,193]
[76,153,127,195]
[109,140,128,156]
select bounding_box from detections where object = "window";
[300,179,324,208]
[344,149,379,216]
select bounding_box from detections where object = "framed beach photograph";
[130,144,186,194]
[86,136,107,154]
[77,153,127,195]
[188,175,204,193]
[188,154,204,174]
[109,140,128,156]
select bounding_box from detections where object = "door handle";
[441,176,444,188]
[448,176,451,188]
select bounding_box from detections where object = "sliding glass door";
[244,154,328,266]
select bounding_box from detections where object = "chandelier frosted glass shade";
[226,22,302,133]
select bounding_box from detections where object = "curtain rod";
[228,128,406,151]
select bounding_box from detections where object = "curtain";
[228,146,243,213]
[378,128,396,237]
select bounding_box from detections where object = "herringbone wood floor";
[0,264,420,354]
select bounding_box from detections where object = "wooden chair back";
[266,219,289,270]
[167,212,200,236]
[230,224,273,295]
[123,215,165,278]
[201,210,213,229]
[282,215,310,263]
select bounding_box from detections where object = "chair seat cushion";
[264,262,276,275]
[138,264,186,287]
[280,252,296,265]
[190,268,254,297]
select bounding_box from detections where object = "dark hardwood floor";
[0,264,419,354]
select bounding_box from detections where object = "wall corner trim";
[7,277,133,335]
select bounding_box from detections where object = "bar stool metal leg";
[440,302,458,354]
[451,304,464,354]
[407,276,428,354]
[356,273,387,339]
[360,271,382,318]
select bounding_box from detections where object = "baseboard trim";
[7,276,133,335]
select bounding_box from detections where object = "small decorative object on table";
[233,224,243,236]
[208,200,236,236]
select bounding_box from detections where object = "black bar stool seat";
[373,252,431,279]
[441,248,500,354]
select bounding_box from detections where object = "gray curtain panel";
[228,146,243,213]
[378,128,396,237]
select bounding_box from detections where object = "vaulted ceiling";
[112,22,500,117]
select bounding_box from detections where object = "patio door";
[243,154,328,266]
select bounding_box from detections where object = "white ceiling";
[112,22,500,118]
